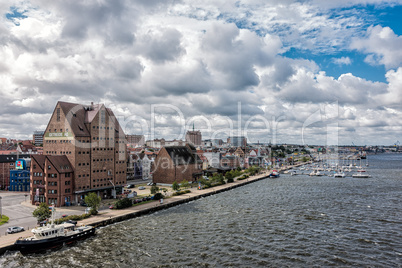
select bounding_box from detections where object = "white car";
[7,226,24,234]
[138,186,146,190]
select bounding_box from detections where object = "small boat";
[269,170,280,178]
[333,172,345,178]
[14,205,95,254]
[352,170,371,178]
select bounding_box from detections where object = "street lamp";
[0,196,2,219]
[109,180,116,199]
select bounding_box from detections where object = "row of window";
[65,188,71,193]
[78,163,90,166]
[78,151,90,154]
[11,173,29,177]
[92,147,113,151]
[10,179,29,183]
[93,170,113,175]
[77,174,90,178]
[92,126,111,129]
[45,151,72,155]
[48,181,57,186]
[93,137,114,141]
[48,189,57,194]
[48,198,57,205]
[45,140,72,143]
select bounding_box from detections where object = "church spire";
[193,122,194,131]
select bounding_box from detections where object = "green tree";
[33,202,51,223]
[150,185,160,194]
[172,181,180,191]
[84,192,101,215]
[225,170,234,181]
[180,179,190,189]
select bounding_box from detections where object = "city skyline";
[0,1,401,145]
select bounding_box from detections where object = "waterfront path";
[0,170,274,254]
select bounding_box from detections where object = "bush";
[153,193,164,200]
[172,190,191,196]
[172,181,180,191]
[199,178,211,188]
[54,213,92,224]
[115,198,132,209]
[150,185,160,194]
[227,177,234,183]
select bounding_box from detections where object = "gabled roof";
[46,155,73,174]
[58,101,92,137]
[31,155,46,170]
[163,146,200,165]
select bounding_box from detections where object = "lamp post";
[109,180,116,199]
[0,196,2,219]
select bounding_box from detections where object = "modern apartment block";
[30,101,127,206]
[33,130,45,146]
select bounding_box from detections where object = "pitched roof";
[46,155,73,174]
[31,155,46,170]
[58,101,91,137]
[163,146,200,165]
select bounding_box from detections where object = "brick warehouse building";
[153,145,203,185]
[30,101,127,206]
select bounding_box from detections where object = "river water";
[0,154,401,267]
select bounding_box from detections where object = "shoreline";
[0,170,274,255]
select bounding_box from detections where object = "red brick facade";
[30,155,74,207]
[153,146,202,185]
[39,101,127,204]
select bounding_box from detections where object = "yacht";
[14,206,95,254]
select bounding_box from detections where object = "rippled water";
[1,154,401,267]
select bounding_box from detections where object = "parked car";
[109,205,115,209]
[147,182,155,186]
[127,184,135,188]
[66,220,77,225]
[7,226,24,234]
[138,186,145,190]
[38,219,48,226]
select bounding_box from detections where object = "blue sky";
[0,0,401,145]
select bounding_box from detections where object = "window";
[101,110,105,124]
[56,108,60,121]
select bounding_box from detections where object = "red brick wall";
[153,148,202,184]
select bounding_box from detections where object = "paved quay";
[0,171,273,255]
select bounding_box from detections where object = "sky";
[0,0,401,146]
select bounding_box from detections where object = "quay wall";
[87,174,269,228]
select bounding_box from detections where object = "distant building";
[146,139,165,148]
[0,154,30,190]
[9,159,30,192]
[153,146,202,184]
[33,131,45,146]
[186,125,202,146]
[126,135,145,147]
[211,139,223,147]
[230,136,247,147]
[203,151,221,168]
[220,155,241,169]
